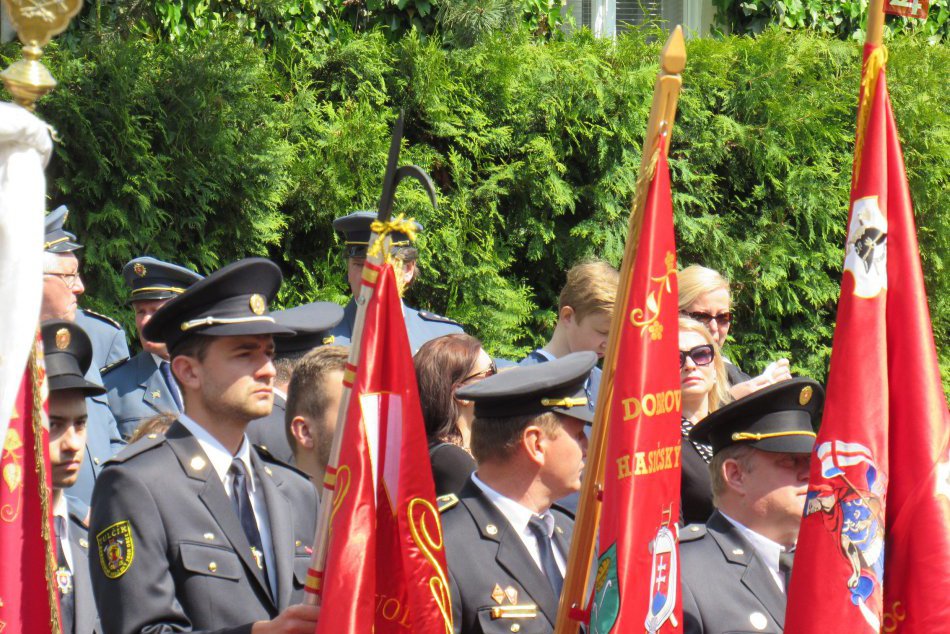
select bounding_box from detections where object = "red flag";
[314,260,453,634]
[0,338,60,634]
[589,138,683,634]
[785,43,950,633]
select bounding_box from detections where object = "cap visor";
[554,405,595,425]
[196,322,297,338]
[49,375,106,396]
[751,435,816,454]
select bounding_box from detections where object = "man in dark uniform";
[679,377,824,634]
[42,207,125,508]
[44,205,132,373]
[440,351,596,634]
[88,258,320,633]
[246,301,344,464]
[102,256,203,439]
[329,210,463,352]
[44,320,106,634]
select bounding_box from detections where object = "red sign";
[884,0,928,19]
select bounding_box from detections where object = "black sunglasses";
[680,344,714,369]
[460,359,498,384]
[684,310,733,326]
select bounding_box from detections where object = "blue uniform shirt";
[75,309,130,372]
[329,298,464,354]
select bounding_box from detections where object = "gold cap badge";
[249,294,266,315]
[133,262,147,277]
[799,386,813,406]
[55,328,70,350]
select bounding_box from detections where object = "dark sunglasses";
[460,359,498,384]
[680,344,715,369]
[683,310,733,326]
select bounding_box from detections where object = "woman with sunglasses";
[679,317,733,524]
[414,334,497,496]
[679,264,791,400]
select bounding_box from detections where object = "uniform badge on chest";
[56,567,73,595]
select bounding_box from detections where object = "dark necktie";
[229,459,270,589]
[54,515,74,634]
[528,515,564,598]
[779,548,795,592]
[159,360,184,411]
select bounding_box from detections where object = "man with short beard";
[103,256,203,439]
[88,258,320,634]
[43,320,106,634]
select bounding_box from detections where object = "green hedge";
[2,26,946,390]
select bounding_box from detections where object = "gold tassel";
[853,45,888,178]
[367,214,419,297]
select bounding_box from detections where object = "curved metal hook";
[377,110,438,222]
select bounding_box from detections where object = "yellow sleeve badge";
[97,520,135,579]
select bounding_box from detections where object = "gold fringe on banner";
[29,340,61,634]
[853,45,888,178]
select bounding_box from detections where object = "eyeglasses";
[460,359,497,384]
[45,272,82,290]
[680,344,714,369]
[683,310,733,326]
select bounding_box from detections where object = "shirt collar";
[720,511,788,565]
[177,414,255,491]
[533,348,558,363]
[273,386,287,401]
[150,352,167,368]
[53,493,69,520]
[471,473,551,537]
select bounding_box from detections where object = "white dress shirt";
[178,414,277,597]
[471,474,566,575]
[720,511,790,591]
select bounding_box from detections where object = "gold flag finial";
[1,0,84,111]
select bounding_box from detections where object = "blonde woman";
[678,264,791,400]
[679,317,732,524]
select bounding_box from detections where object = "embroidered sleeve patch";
[97,520,135,579]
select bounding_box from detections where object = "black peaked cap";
[41,320,106,396]
[332,210,423,258]
[272,301,345,355]
[689,377,825,455]
[456,351,598,424]
[44,206,83,253]
[123,256,203,304]
[143,258,295,352]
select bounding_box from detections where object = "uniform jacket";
[88,421,318,634]
[680,511,787,634]
[76,309,130,373]
[441,478,574,634]
[725,361,752,387]
[329,298,463,353]
[65,507,101,634]
[246,394,293,465]
[68,363,125,509]
[680,425,714,526]
[102,352,182,440]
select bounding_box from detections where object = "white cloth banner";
[0,102,52,443]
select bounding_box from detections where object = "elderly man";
[42,206,124,507]
[440,351,596,634]
[102,256,203,439]
[328,210,463,352]
[43,320,107,634]
[88,258,320,633]
[680,377,825,634]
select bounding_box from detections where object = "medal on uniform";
[56,566,73,595]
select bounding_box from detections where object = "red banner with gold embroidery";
[589,137,683,634]
[785,43,950,634]
[0,338,59,634]
[314,261,452,634]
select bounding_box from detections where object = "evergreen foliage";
[2,26,946,391]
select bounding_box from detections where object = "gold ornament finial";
[1,0,84,111]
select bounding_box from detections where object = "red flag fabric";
[785,44,950,634]
[315,260,453,634]
[589,138,683,634]
[0,340,59,634]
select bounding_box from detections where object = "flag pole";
[554,26,686,634]
[302,111,438,606]
[867,0,885,46]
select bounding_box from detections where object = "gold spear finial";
[1,0,84,111]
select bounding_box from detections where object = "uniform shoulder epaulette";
[252,444,312,480]
[101,356,131,376]
[551,502,576,521]
[680,524,707,542]
[106,433,167,464]
[437,493,459,513]
[81,308,123,330]
[417,310,461,327]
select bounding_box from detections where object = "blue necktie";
[528,515,563,598]
[229,459,270,590]
[159,360,183,411]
